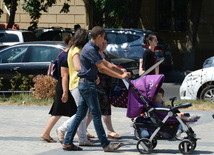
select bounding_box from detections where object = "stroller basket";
[135,117,180,140]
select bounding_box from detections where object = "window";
[157,0,188,31]
[23,32,37,42]
[0,33,19,42]
[38,31,60,41]
[29,46,61,62]
[61,32,73,41]
[127,34,140,42]
[0,46,28,63]
[106,32,140,44]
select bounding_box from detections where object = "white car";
[180,67,214,101]
[0,30,37,46]
[203,56,214,68]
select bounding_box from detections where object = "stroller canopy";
[127,74,165,118]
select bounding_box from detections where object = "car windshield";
[0,33,19,42]
[203,59,213,68]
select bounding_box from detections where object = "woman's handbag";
[47,51,63,80]
[110,79,128,108]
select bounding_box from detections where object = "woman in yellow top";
[56,29,91,146]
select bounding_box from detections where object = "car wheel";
[200,85,214,101]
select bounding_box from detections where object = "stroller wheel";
[134,129,140,140]
[136,138,152,154]
[152,138,157,149]
[178,139,194,154]
[192,140,197,150]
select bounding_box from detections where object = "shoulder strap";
[57,50,65,58]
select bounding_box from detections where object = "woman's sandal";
[103,143,121,152]
[107,133,122,139]
[56,128,65,144]
[40,137,57,143]
[63,144,83,151]
[87,132,95,139]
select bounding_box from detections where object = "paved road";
[0,105,214,155]
[162,83,181,101]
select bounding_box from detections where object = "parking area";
[0,105,214,155]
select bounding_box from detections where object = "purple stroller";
[126,74,198,154]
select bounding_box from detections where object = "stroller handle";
[171,102,192,112]
[169,97,177,107]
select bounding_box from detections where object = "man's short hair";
[74,24,81,31]
[90,26,105,40]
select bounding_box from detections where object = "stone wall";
[0,0,88,29]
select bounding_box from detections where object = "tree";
[0,0,19,29]
[23,0,70,29]
[90,0,142,28]
[183,0,202,70]
[122,0,142,28]
[0,0,71,29]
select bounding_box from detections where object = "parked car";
[0,29,37,46]
[203,56,214,68]
[34,27,74,41]
[0,42,66,92]
[104,28,172,75]
[180,67,214,101]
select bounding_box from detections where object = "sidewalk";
[0,105,214,155]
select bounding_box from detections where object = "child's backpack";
[47,51,64,80]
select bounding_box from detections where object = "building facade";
[1,0,214,70]
[140,0,214,70]
[0,0,88,29]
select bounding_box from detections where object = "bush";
[31,75,57,99]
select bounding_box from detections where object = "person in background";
[62,26,131,151]
[74,24,81,32]
[139,33,159,76]
[86,36,122,140]
[40,36,77,143]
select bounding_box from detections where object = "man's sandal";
[63,144,83,151]
[103,143,121,152]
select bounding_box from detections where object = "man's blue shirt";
[77,40,103,80]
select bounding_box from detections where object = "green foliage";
[0,9,3,17]
[8,72,34,92]
[0,77,3,91]
[0,95,7,102]
[19,75,34,91]
[60,3,70,13]
[9,71,21,92]
[93,0,127,27]
[22,0,70,29]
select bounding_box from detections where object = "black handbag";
[47,51,63,80]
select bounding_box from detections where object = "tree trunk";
[83,0,94,29]
[7,0,18,29]
[183,0,202,70]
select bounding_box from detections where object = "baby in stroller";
[153,88,200,122]
[126,74,199,154]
